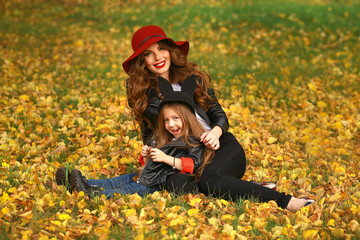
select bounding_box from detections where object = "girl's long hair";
[153,103,214,178]
[126,39,214,129]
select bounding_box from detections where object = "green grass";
[2,1,359,100]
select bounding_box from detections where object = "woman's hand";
[150,148,170,163]
[141,145,151,163]
[200,126,222,150]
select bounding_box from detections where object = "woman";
[122,25,313,211]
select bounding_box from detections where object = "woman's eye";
[144,51,153,57]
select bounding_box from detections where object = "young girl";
[56,77,213,198]
[122,25,314,211]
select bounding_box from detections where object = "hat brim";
[122,37,189,74]
[160,93,197,114]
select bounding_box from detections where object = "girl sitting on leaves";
[55,76,214,199]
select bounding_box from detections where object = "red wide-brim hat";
[122,25,189,74]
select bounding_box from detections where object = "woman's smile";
[154,60,166,68]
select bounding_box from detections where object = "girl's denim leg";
[87,173,137,189]
[101,181,159,198]
[87,172,160,198]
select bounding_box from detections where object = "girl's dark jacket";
[137,137,203,187]
[129,74,229,145]
[128,74,229,187]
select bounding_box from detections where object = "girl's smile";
[169,127,181,137]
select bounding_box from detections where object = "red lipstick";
[154,60,166,68]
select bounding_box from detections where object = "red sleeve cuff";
[180,157,194,174]
[139,155,145,166]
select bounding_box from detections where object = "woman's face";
[143,42,171,80]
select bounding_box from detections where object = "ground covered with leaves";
[1,0,360,239]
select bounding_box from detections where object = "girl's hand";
[150,149,183,170]
[200,127,222,150]
[150,148,169,163]
[141,145,151,163]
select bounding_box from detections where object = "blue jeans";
[87,172,160,198]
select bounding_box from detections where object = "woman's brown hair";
[154,103,214,178]
[126,40,214,130]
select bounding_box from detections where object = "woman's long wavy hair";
[126,39,214,129]
[153,103,214,178]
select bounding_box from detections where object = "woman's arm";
[141,88,161,144]
[206,87,229,133]
[200,86,229,150]
[200,126,222,150]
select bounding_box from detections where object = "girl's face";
[143,42,171,80]
[163,107,183,138]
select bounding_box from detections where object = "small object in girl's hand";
[150,139,157,148]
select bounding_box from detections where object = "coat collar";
[163,137,187,148]
[161,136,199,148]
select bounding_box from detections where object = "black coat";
[137,137,204,187]
[140,75,229,144]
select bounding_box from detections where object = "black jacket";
[137,137,204,187]
[140,75,229,144]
